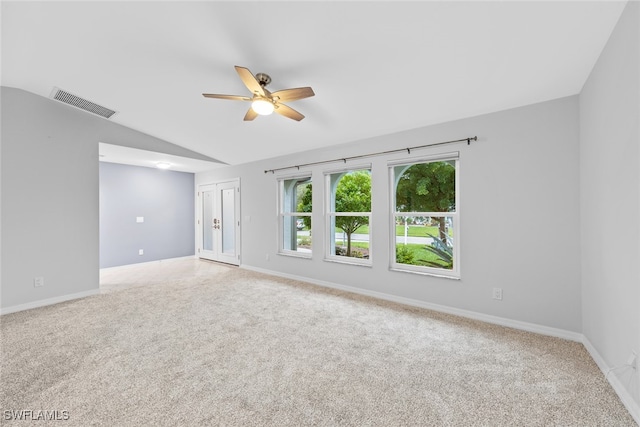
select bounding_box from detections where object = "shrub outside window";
[325,168,372,265]
[391,155,459,277]
[279,176,312,257]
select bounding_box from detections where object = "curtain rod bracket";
[407,148,411,154]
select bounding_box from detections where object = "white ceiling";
[1,1,627,170]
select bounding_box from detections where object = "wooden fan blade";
[202,94,251,101]
[244,107,258,121]
[274,103,305,121]
[235,66,266,97]
[271,87,315,103]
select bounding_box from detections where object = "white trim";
[274,171,313,181]
[277,251,312,260]
[386,151,459,167]
[324,168,373,264]
[393,212,457,217]
[322,162,372,175]
[389,159,460,278]
[328,212,371,217]
[0,289,100,316]
[389,267,461,280]
[198,179,241,266]
[323,257,373,267]
[583,338,640,425]
[278,175,313,255]
[240,264,582,342]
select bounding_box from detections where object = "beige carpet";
[0,259,636,426]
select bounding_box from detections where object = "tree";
[334,171,371,257]
[297,183,312,228]
[395,162,455,242]
[297,170,372,257]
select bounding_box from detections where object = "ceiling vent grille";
[50,87,117,119]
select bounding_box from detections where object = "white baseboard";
[583,338,640,425]
[99,255,196,272]
[0,289,100,316]
[240,264,583,342]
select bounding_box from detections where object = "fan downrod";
[255,73,271,87]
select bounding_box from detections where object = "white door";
[198,179,240,265]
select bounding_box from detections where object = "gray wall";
[580,0,639,412]
[1,88,99,310]
[99,162,194,268]
[197,95,583,334]
[1,87,208,311]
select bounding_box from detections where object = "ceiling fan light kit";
[203,66,314,121]
[251,98,274,115]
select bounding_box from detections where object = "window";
[390,154,459,277]
[326,168,371,264]
[279,176,312,256]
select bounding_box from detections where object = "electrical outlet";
[139,249,144,255]
[34,277,44,288]
[265,253,270,261]
[627,351,637,369]
[492,288,503,300]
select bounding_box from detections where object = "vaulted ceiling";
[1,1,627,169]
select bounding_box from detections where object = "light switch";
[136,217,144,223]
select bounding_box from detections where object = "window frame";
[277,174,313,259]
[324,165,372,266]
[388,152,460,279]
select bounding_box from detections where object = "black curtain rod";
[264,136,477,174]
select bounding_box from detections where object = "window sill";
[278,251,312,260]
[390,266,460,280]
[323,257,373,268]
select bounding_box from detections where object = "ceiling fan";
[203,66,315,121]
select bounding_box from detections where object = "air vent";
[50,87,117,119]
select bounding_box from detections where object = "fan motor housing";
[255,73,271,87]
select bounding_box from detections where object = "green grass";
[336,224,443,237]
[335,225,369,234]
[335,240,369,249]
[395,243,452,268]
[332,240,451,269]
[394,225,441,237]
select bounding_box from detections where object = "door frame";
[197,178,241,265]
